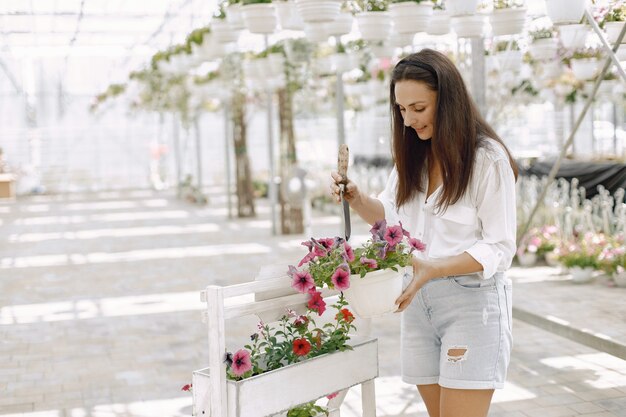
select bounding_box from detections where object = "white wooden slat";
[223,277,291,298]
[206,285,227,417]
[361,379,377,417]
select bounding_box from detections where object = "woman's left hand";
[395,257,437,312]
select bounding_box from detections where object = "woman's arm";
[330,171,385,226]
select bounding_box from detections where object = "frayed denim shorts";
[401,272,513,390]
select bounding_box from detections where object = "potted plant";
[295,0,343,24]
[241,0,277,34]
[516,231,541,267]
[545,0,587,26]
[559,232,607,283]
[446,0,479,16]
[528,27,558,61]
[389,0,434,35]
[558,23,590,49]
[603,3,626,45]
[353,0,393,41]
[494,39,522,71]
[275,0,305,30]
[489,0,527,36]
[225,0,246,30]
[427,3,450,35]
[211,8,243,44]
[326,10,354,37]
[451,13,486,38]
[289,220,426,318]
[569,47,602,81]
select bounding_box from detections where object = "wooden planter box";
[192,337,378,417]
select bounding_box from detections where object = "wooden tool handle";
[337,144,349,185]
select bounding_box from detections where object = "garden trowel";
[337,144,351,241]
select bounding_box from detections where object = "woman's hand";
[330,171,361,205]
[395,257,438,312]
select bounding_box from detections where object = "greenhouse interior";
[2,0,626,416]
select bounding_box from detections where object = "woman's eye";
[415,108,425,112]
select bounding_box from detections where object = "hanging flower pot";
[295,0,342,24]
[605,21,626,45]
[545,0,587,25]
[571,58,599,80]
[226,3,246,30]
[427,9,451,35]
[529,37,559,61]
[343,267,409,318]
[451,14,486,38]
[558,24,589,49]
[389,31,415,48]
[326,12,354,37]
[489,7,526,37]
[570,266,594,283]
[212,19,242,44]
[496,50,523,71]
[267,52,286,75]
[304,22,330,42]
[275,0,305,30]
[389,1,433,35]
[192,36,219,61]
[241,3,278,34]
[446,0,479,16]
[356,11,393,41]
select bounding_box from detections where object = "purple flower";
[408,237,427,253]
[291,270,315,293]
[331,267,350,291]
[231,349,252,377]
[370,219,387,241]
[360,256,378,269]
[384,225,403,247]
[377,244,389,259]
[342,242,355,262]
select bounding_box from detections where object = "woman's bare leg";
[417,384,441,417]
[440,387,494,417]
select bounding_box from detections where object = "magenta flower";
[308,290,327,315]
[318,238,336,250]
[331,267,351,291]
[360,256,378,269]
[231,349,252,377]
[399,221,411,238]
[291,270,315,293]
[384,225,403,247]
[327,392,339,400]
[297,252,315,267]
[311,238,329,257]
[409,237,427,253]
[343,242,355,262]
[370,219,387,241]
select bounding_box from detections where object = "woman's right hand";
[330,171,360,205]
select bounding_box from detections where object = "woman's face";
[394,79,437,141]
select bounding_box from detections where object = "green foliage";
[287,403,329,417]
[495,40,520,52]
[390,0,420,3]
[242,0,272,4]
[511,79,539,97]
[571,48,602,60]
[493,0,524,9]
[352,0,390,12]
[605,4,626,23]
[185,26,211,49]
[194,70,221,85]
[214,3,227,19]
[529,27,554,41]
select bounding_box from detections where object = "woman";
[330,49,517,417]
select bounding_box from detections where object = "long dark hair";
[389,48,518,211]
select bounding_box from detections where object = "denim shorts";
[401,272,513,390]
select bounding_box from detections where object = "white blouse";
[376,139,517,279]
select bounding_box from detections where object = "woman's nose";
[403,112,416,127]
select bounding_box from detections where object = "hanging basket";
[304,22,330,43]
[495,50,523,71]
[356,11,392,41]
[446,0,479,16]
[326,12,354,37]
[241,3,277,34]
[558,24,589,49]
[212,19,242,44]
[570,58,599,80]
[389,1,433,35]
[529,38,559,61]
[275,1,305,30]
[343,267,409,318]
[427,10,451,36]
[489,7,526,37]
[605,21,626,45]
[295,0,342,24]
[226,4,246,30]
[545,0,587,25]
[451,14,486,38]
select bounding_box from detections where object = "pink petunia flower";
[231,349,252,377]
[308,290,327,316]
[409,237,427,253]
[399,221,411,238]
[327,392,339,400]
[370,219,387,241]
[360,256,378,269]
[343,242,355,262]
[291,270,315,293]
[384,225,403,247]
[331,267,351,291]
[297,252,315,267]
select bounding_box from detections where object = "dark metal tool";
[337,144,351,241]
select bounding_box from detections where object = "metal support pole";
[335,37,346,147]
[172,114,182,196]
[194,115,203,192]
[517,18,626,244]
[470,37,486,116]
[584,9,626,84]
[265,34,278,235]
[224,104,233,219]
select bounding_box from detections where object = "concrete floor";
[1,188,626,417]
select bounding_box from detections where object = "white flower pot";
[226,4,245,30]
[571,58,598,80]
[295,0,342,24]
[558,24,589,49]
[451,14,486,38]
[389,1,433,35]
[241,3,277,34]
[496,50,523,71]
[489,8,526,37]
[330,52,358,73]
[212,19,242,44]
[192,38,219,62]
[267,53,286,75]
[545,251,561,267]
[529,37,558,61]
[570,266,594,283]
[192,338,378,417]
[517,252,538,267]
[613,270,626,287]
[605,21,626,45]
[427,10,451,35]
[327,12,354,36]
[447,0,479,16]
[356,11,392,41]
[343,267,408,318]
[389,31,415,48]
[275,1,305,31]
[303,22,330,42]
[545,0,587,25]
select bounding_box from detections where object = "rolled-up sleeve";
[465,158,517,279]
[376,167,401,225]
